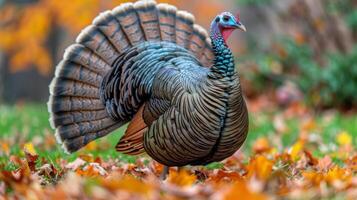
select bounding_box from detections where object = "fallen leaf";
[325,166,351,184]
[223,180,267,200]
[345,155,357,172]
[253,137,272,154]
[0,142,10,155]
[23,142,37,155]
[23,143,39,172]
[289,141,304,161]
[79,154,94,163]
[66,158,86,171]
[336,131,352,146]
[246,155,273,181]
[208,170,242,183]
[75,163,107,177]
[167,170,197,187]
[317,156,333,172]
[101,174,153,195]
[83,141,98,151]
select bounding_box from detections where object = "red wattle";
[221,28,235,42]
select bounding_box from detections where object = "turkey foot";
[160,166,169,180]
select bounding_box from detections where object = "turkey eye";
[215,17,220,23]
[223,16,230,22]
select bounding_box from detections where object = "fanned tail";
[48,0,213,153]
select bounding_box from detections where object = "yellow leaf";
[23,142,37,155]
[167,170,197,187]
[246,155,273,181]
[83,141,98,151]
[336,131,352,146]
[79,154,94,163]
[288,140,304,161]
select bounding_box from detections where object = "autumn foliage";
[0,0,223,76]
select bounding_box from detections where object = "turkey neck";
[208,25,235,79]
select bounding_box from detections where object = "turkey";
[48,0,248,176]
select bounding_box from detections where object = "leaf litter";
[0,102,356,199]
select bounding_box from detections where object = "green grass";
[0,104,356,169]
[0,104,136,167]
[246,111,357,148]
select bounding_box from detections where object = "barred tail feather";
[112,3,146,46]
[157,3,177,43]
[175,10,194,49]
[135,0,161,41]
[49,0,214,154]
[48,39,119,154]
[93,11,131,53]
[76,25,120,65]
[189,25,209,64]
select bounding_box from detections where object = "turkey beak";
[232,20,246,32]
[238,24,246,32]
[236,22,246,32]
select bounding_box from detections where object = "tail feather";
[93,11,131,53]
[200,38,214,67]
[135,0,161,41]
[48,96,104,113]
[50,110,108,128]
[55,61,103,87]
[50,78,99,98]
[113,3,146,46]
[175,10,194,49]
[62,122,124,153]
[76,25,120,65]
[157,3,177,43]
[57,118,118,141]
[63,44,111,75]
[49,0,214,154]
[189,24,209,61]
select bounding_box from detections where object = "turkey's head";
[211,12,246,42]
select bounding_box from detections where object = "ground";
[0,100,356,199]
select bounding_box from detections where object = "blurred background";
[0,2,356,198]
[0,0,356,110]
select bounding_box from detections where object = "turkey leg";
[160,166,169,180]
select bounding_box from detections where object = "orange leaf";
[246,155,273,181]
[252,137,271,154]
[208,170,242,183]
[325,166,352,184]
[75,165,100,177]
[101,174,152,195]
[302,171,324,186]
[167,169,197,187]
[0,142,10,155]
[223,180,267,200]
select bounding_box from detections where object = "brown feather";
[116,104,147,155]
